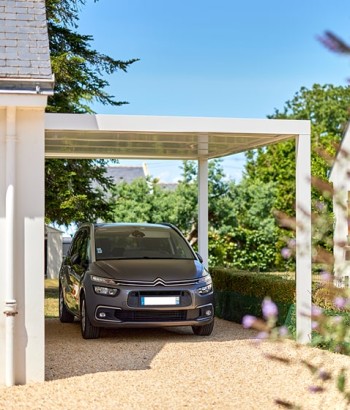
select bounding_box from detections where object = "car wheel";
[59,285,75,323]
[80,294,100,339]
[192,319,214,336]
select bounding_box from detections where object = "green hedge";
[211,268,296,326]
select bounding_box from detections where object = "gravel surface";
[1,318,350,409]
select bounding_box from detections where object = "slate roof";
[106,166,147,184]
[0,0,54,93]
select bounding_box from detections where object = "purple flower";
[315,201,325,211]
[318,368,331,381]
[311,305,323,317]
[257,331,269,340]
[279,326,289,337]
[281,247,292,259]
[262,298,278,319]
[312,321,319,330]
[288,239,296,248]
[242,315,256,328]
[308,385,324,393]
[332,316,342,324]
[320,271,332,282]
[334,296,348,309]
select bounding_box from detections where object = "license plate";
[141,296,180,306]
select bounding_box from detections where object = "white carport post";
[0,95,47,385]
[198,159,209,268]
[198,158,209,267]
[295,132,312,343]
[197,134,209,268]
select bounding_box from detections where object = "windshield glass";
[94,225,195,261]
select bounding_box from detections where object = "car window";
[94,225,194,260]
[69,228,90,265]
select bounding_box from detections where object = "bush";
[211,268,295,304]
[313,285,349,311]
[211,268,295,326]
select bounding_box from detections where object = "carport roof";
[45,113,310,159]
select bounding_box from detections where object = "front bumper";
[83,280,214,329]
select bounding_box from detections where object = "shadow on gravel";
[45,318,257,381]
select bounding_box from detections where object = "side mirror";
[81,259,89,269]
[195,252,203,263]
[70,253,81,266]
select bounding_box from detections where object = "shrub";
[211,268,295,304]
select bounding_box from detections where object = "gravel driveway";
[1,318,350,409]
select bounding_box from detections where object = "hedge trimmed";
[211,268,296,326]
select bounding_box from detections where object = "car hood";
[90,259,204,281]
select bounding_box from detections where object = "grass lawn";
[45,278,59,318]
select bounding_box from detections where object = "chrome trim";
[95,305,122,322]
[115,277,199,287]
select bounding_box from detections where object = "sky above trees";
[76,0,350,182]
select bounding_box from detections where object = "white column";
[0,95,47,386]
[4,106,17,386]
[198,158,209,268]
[295,133,312,343]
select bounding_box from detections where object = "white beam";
[295,133,312,343]
[198,158,209,268]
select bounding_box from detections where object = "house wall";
[330,126,350,283]
[0,99,46,385]
[46,231,62,279]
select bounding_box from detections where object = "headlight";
[91,275,116,285]
[197,272,213,295]
[93,286,118,296]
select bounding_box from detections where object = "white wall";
[46,230,63,279]
[0,99,46,385]
[329,127,350,282]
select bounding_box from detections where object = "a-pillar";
[0,94,47,385]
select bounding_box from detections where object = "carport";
[0,1,311,387]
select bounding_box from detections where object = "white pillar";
[5,106,17,386]
[198,158,209,268]
[0,95,47,385]
[295,133,312,343]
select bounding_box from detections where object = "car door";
[69,227,91,314]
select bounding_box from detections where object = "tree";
[245,84,350,214]
[243,84,350,269]
[45,0,138,226]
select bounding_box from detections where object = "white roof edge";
[45,113,310,136]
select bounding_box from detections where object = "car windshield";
[94,225,195,261]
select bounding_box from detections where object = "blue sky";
[78,0,350,182]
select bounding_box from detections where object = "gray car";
[59,222,214,339]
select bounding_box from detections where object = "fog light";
[205,309,212,316]
[99,312,106,318]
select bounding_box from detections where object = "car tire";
[80,294,100,339]
[192,319,214,336]
[59,285,75,323]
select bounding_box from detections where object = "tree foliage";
[45,0,138,226]
[110,160,281,271]
[243,84,350,269]
[245,84,350,214]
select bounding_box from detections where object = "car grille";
[128,290,192,307]
[114,277,199,287]
[114,310,187,322]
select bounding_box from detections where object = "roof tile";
[0,0,52,82]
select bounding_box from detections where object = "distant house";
[45,225,63,279]
[329,124,350,285]
[100,164,178,190]
[158,182,178,191]
[106,164,148,184]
